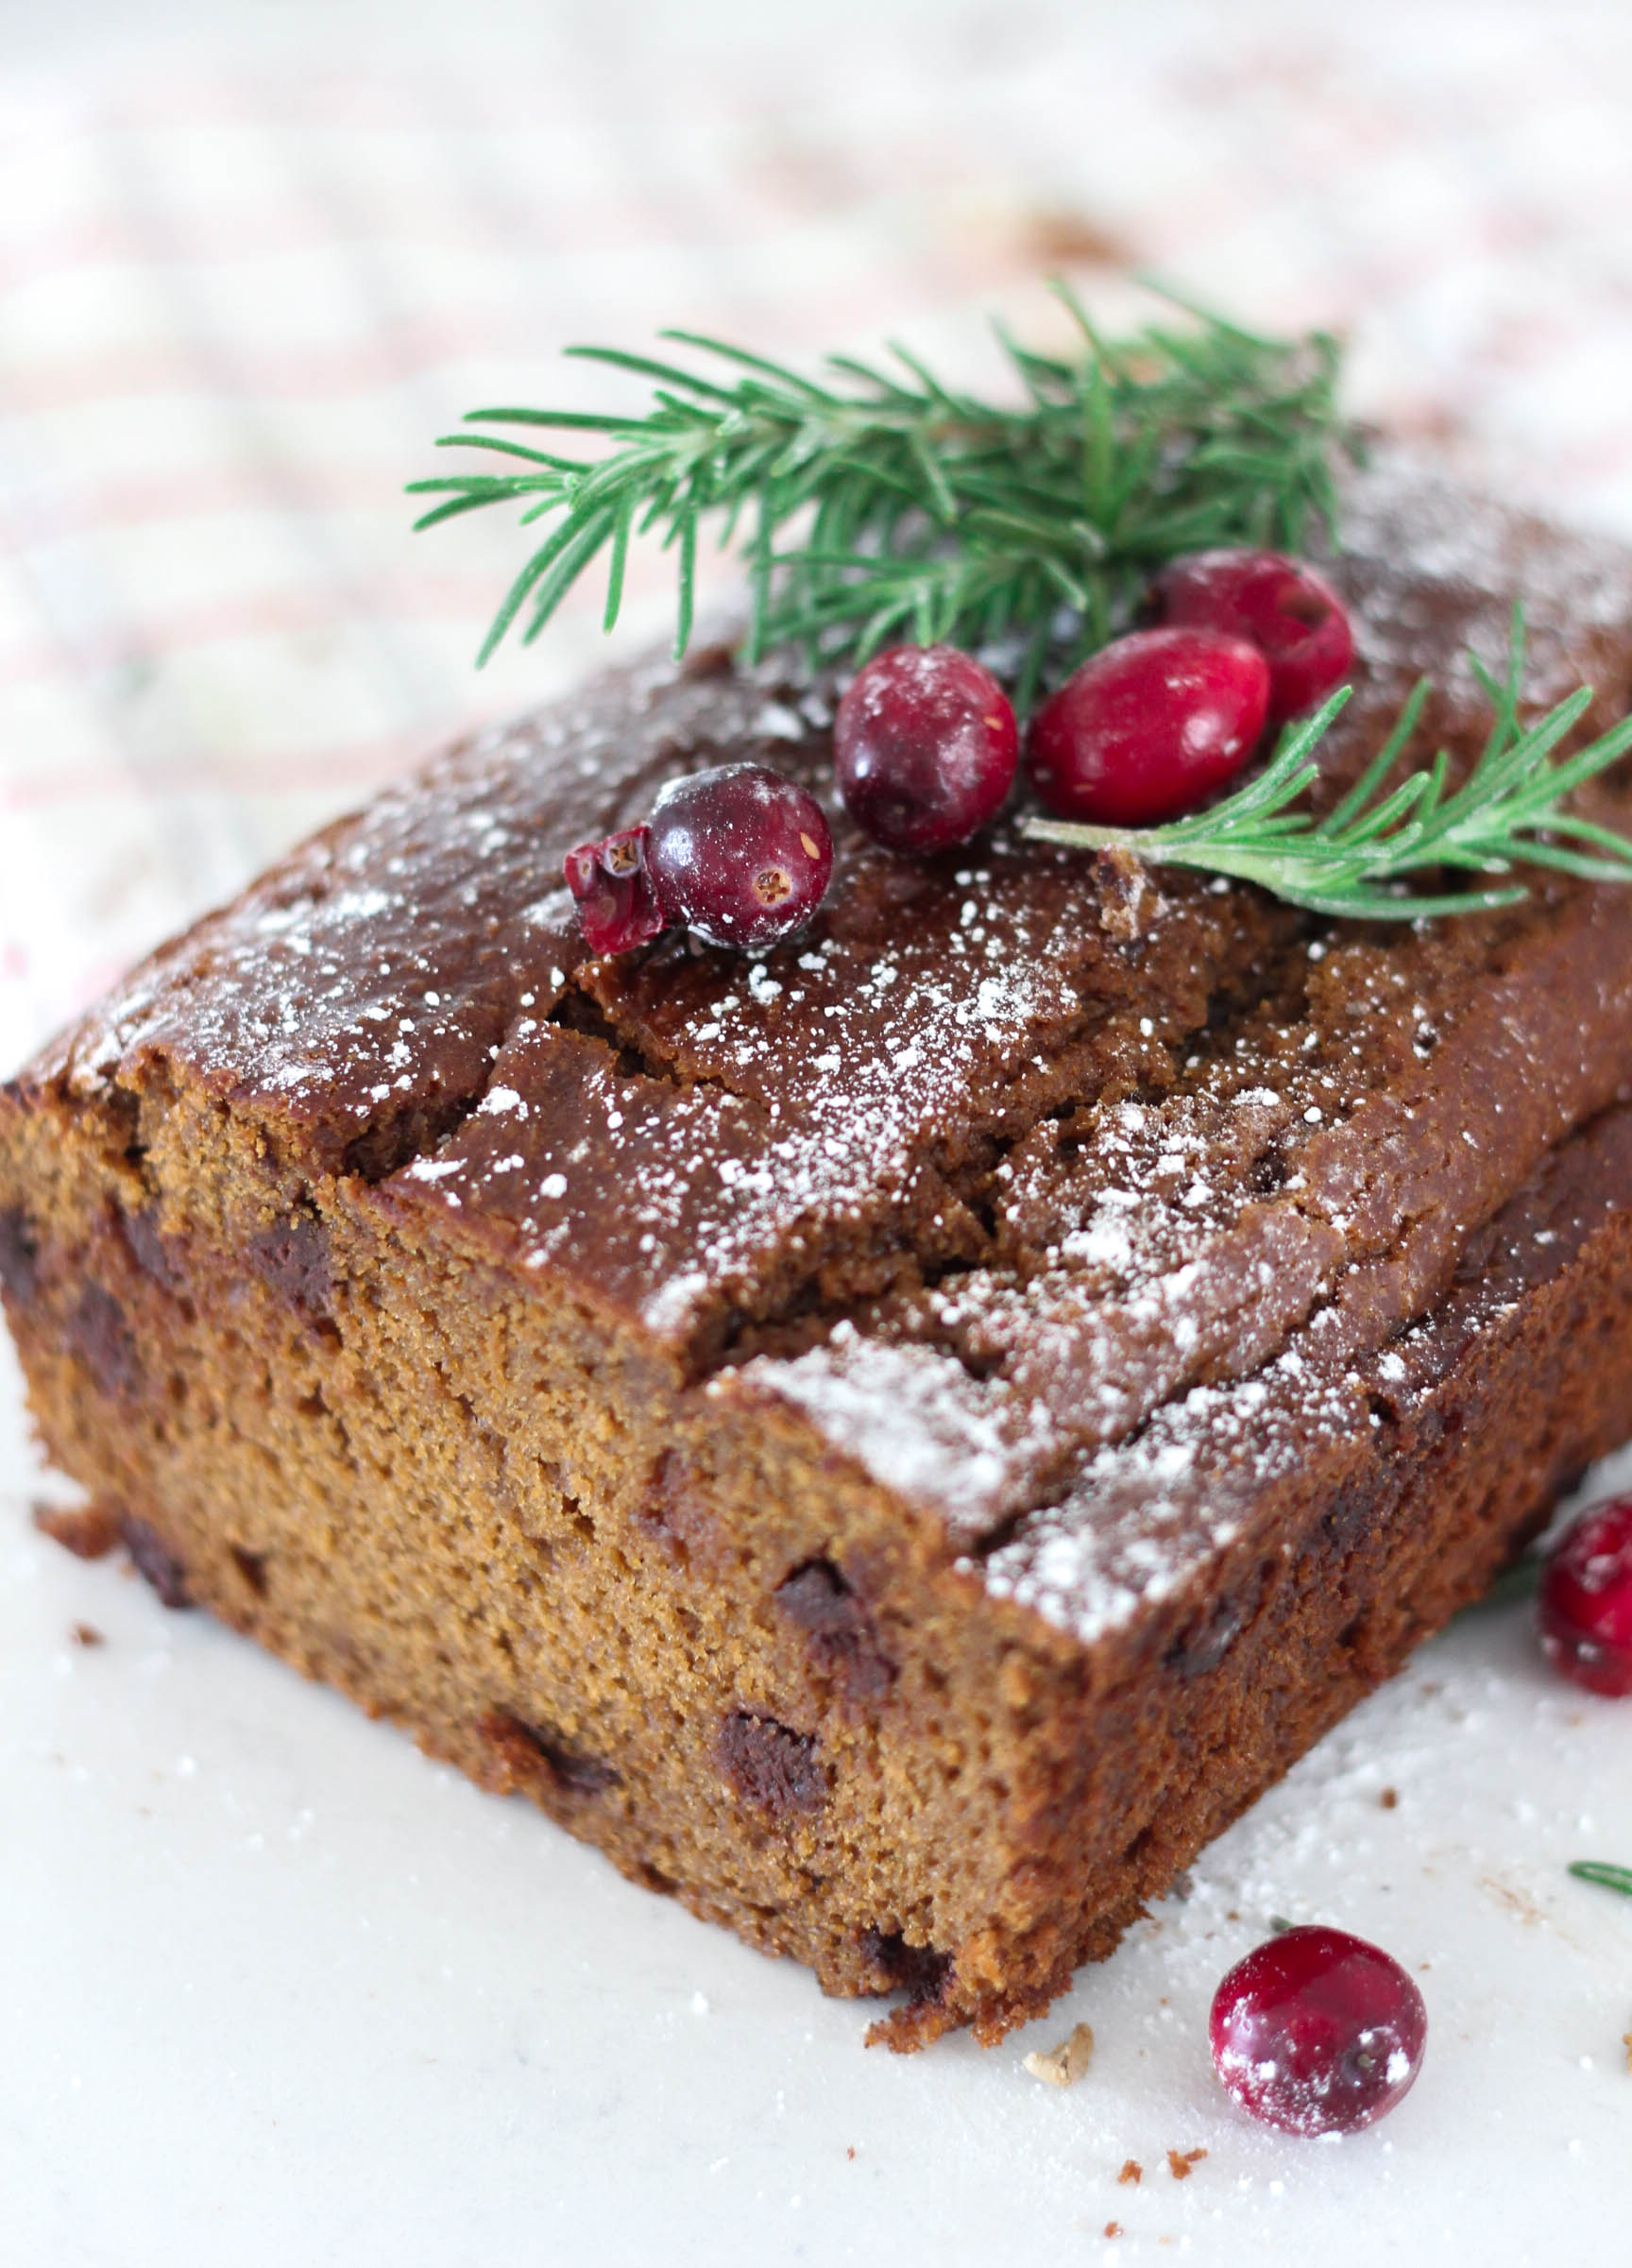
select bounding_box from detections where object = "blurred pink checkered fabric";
[10,0,1632,1073]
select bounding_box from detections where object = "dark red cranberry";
[1210,1924,1427,2137]
[1153,549,1354,726]
[1538,1496,1632,1697]
[647,763,833,950]
[563,825,667,956]
[1028,627,1270,827]
[833,645,1018,855]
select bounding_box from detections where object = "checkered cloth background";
[10,0,1632,1078]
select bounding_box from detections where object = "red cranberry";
[563,825,667,956]
[1028,627,1270,828]
[647,763,833,950]
[1153,549,1354,726]
[1538,1496,1632,1697]
[834,645,1018,855]
[1210,1925,1427,2138]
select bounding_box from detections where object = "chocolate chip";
[33,1502,122,1559]
[118,1205,187,1294]
[680,640,737,680]
[0,1207,39,1307]
[1164,1559,1270,1680]
[639,1447,719,1568]
[775,1559,895,1700]
[230,1545,269,1596]
[774,1558,858,1635]
[717,1711,828,1816]
[858,1927,952,2004]
[1164,1596,1247,1680]
[122,1518,191,1609]
[1321,1470,1385,1553]
[248,1214,333,1323]
[480,1710,620,1797]
[66,1285,142,1397]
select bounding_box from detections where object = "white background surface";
[5,3,1632,2260]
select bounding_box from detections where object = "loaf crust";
[7,453,1632,2045]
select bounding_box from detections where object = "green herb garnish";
[1456,1553,1545,1615]
[1569,1861,1632,1899]
[409,285,1349,710]
[1024,614,1632,919]
[415,297,1632,924]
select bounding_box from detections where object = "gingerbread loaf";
[6,453,1632,2047]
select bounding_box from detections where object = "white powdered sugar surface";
[729,1322,1056,1541]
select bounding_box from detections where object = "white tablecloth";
[4,7,1632,2262]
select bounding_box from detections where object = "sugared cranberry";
[1153,549,1354,726]
[1210,1925,1427,2138]
[1028,627,1270,827]
[833,645,1018,855]
[1538,1496,1632,1697]
[563,825,666,956]
[647,762,833,950]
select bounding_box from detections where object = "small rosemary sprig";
[1568,1862,1632,1899]
[409,287,1350,708]
[1456,1553,1543,1615]
[1023,614,1632,918]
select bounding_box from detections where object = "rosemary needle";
[1567,1862,1632,1900]
[409,284,1352,708]
[415,298,1632,925]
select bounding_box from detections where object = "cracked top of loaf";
[18,452,1632,1627]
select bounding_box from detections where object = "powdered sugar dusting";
[978,1353,1358,1646]
[735,1324,1055,1538]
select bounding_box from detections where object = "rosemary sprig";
[409,287,1351,706]
[1568,1862,1632,1900]
[416,304,1632,924]
[1023,613,1632,919]
[1456,1553,1544,1615]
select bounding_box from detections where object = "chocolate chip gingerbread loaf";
[8,453,1632,2048]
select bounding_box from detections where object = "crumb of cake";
[33,1503,120,1559]
[1380,1786,1400,1808]
[1012,207,1133,269]
[1094,844,1157,940]
[1484,1876,1545,1926]
[69,1623,104,1646]
[1118,2159,1142,2185]
[1023,2021,1095,2086]
[1167,2148,1207,2180]
[1623,2032,1632,2074]
[1104,2224,1124,2241]
[121,1518,191,1610]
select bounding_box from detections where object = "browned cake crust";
[6,452,1632,2047]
